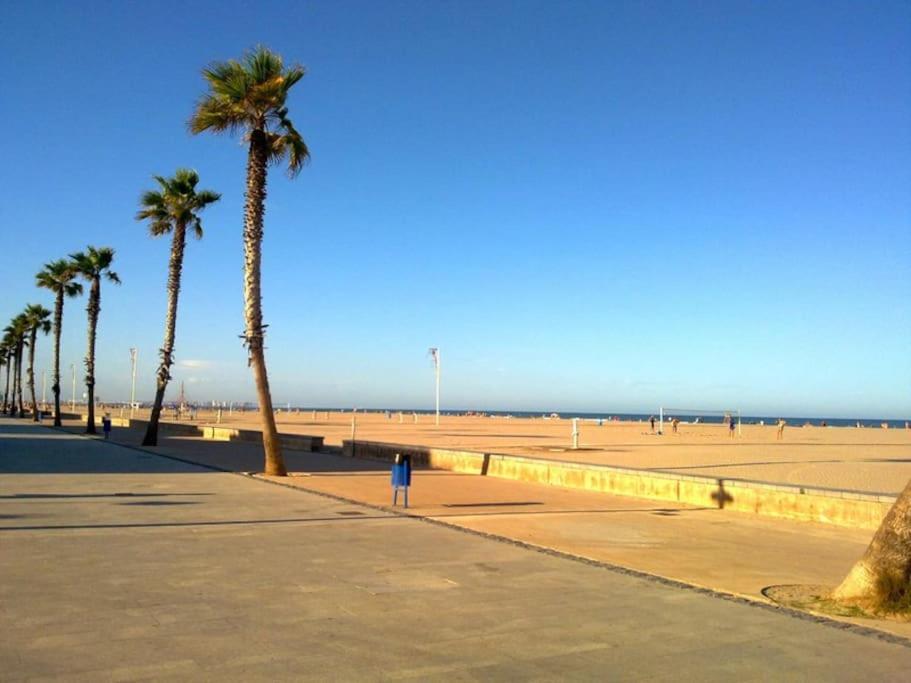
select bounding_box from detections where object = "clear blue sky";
[2,1,909,418]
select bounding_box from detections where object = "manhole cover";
[336,510,365,516]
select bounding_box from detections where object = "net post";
[737,410,742,437]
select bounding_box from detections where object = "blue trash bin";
[391,453,411,507]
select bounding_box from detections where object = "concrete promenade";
[2,418,911,680]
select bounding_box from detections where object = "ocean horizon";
[281,407,908,429]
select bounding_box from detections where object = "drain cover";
[336,510,365,516]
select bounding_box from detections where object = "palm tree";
[36,259,83,426]
[5,315,29,417]
[832,478,911,613]
[136,169,220,445]
[189,47,309,476]
[70,247,120,434]
[0,337,12,413]
[23,304,52,422]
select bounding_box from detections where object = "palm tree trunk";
[16,341,25,418]
[7,348,15,416]
[143,223,186,446]
[85,278,100,434]
[28,328,38,421]
[244,128,286,476]
[833,478,911,611]
[2,351,10,414]
[52,292,63,426]
[8,350,15,416]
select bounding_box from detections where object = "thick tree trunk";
[27,328,38,421]
[244,128,286,476]
[143,384,168,446]
[52,292,63,426]
[833,478,911,611]
[2,350,10,413]
[8,349,17,416]
[16,342,25,417]
[143,224,186,447]
[85,279,100,434]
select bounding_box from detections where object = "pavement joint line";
[33,420,911,649]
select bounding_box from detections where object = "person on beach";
[776,418,786,440]
[729,417,736,439]
[672,417,680,434]
[649,415,655,433]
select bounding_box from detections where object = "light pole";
[129,348,138,418]
[429,347,440,426]
[70,363,76,412]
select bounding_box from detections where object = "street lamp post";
[70,363,76,412]
[429,347,440,426]
[129,348,138,418]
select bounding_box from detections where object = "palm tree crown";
[70,247,121,284]
[5,315,29,347]
[36,259,84,298]
[189,46,310,175]
[24,304,52,336]
[137,168,221,238]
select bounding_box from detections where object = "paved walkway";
[66,421,911,639]
[2,418,910,680]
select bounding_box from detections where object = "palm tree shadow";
[711,479,734,509]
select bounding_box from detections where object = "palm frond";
[189,95,249,135]
[194,189,221,207]
[203,59,251,100]
[148,219,173,236]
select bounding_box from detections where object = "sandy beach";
[116,409,911,495]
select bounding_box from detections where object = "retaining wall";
[79,414,132,427]
[200,426,323,452]
[69,413,323,452]
[342,439,894,530]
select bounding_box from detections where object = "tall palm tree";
[70,247,120,434]
[136,169,220,446]
[0,337,12,413]
[5,315,29,417]
[23,304,52,422]
[36,259,83,426]
[189,46,309,476]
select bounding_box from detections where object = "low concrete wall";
[342,440,894,530]
[128,419,199,436]
[66,414,324,452]
[200,426,323,452]
[79,414,131,427]
[343,440,485,474]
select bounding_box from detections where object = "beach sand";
[121,409,911,495]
